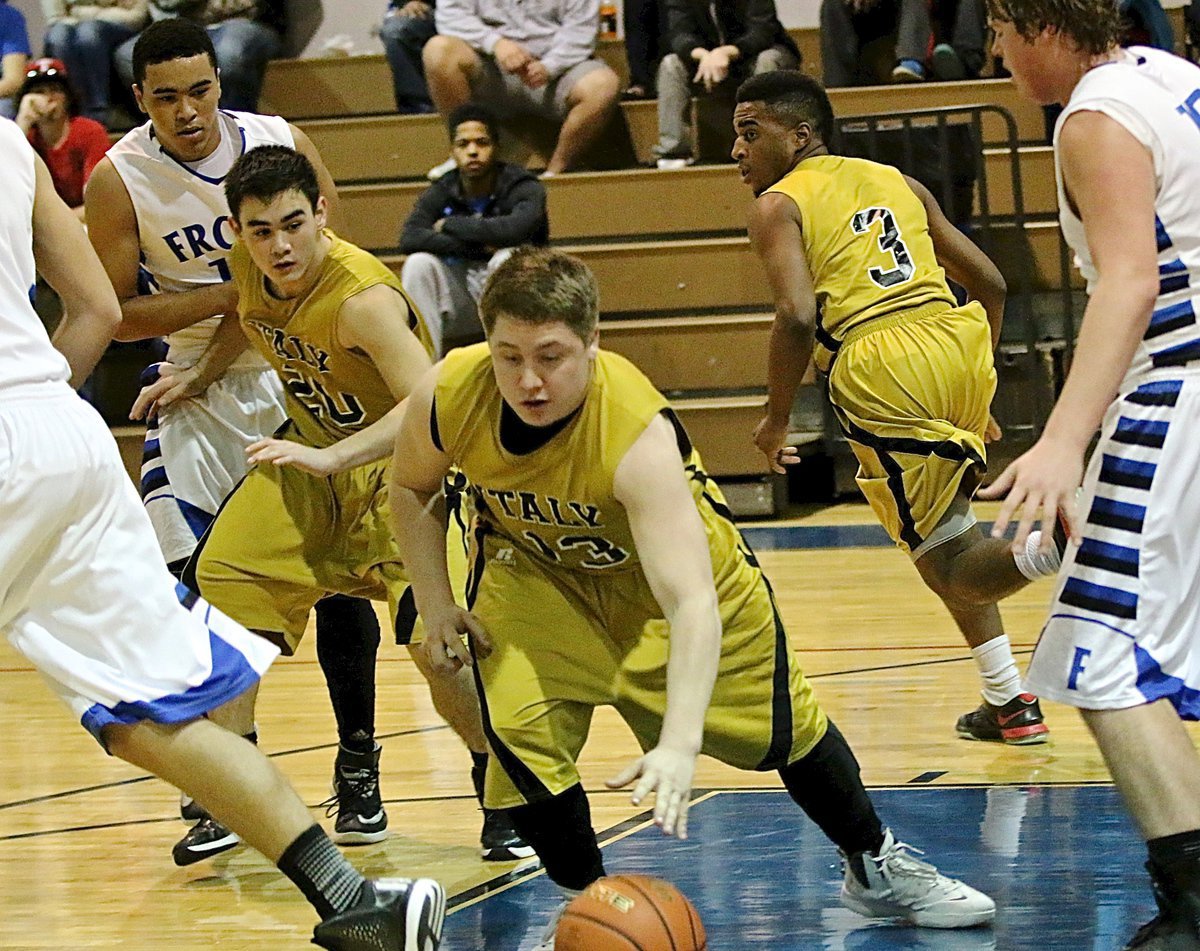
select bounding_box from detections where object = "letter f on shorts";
[1068,647,1092,691]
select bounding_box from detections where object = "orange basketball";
[555,874,707,951]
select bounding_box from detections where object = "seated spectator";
[115,1,284,111]
[928,0,985,79]
[382,0,436,114]
[399,103,549,356]
[422,0,620,175]
[15,58,109,220]
[0,1,30,118]
[1120,0,1174,50]
[820,0,932,86]
[42,0,149,124]
[655,0,799,167]
[621,0,660,99]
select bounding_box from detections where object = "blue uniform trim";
[1125,379,1183,407]
[1155,215,1173,253]
[1152,337,1200,368]
[1087,496,1147,534]
[1135,646,1200,719]
[80,625,262,748]
[1112,415,1170,448]
[1157,259,1191,296]
[1074,538,1141,578]
[1098,453,1157,491]
[176,497,214,541]
[140,465,169,495]
[1145,299,1196,340]
[1059,577,1139,620]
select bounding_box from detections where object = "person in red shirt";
[15,58,109,220]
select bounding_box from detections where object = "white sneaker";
[427,156,456,180]
[655,156,695,170]
[530,899,567,950]
[840,829,995,928]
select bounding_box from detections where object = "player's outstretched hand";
[606,745,697,840]
[129,363,204,421]
[753,414,801,474]
[421,606,493,674]
[245,437,340,477]
[978,437,1083,554]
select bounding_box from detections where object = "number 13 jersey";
[764,155,955,373]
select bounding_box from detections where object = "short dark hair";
[986,0,1121,55]
[736,70,835,145]
[480,247,599,343]
[225,145,321,223]
[132,18,218,87]
[447,102,500,144]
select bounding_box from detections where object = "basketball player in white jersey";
[84,18,519,869]
[0,115,445,951]
[987,2,1200,946]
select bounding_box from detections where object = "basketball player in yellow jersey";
[175,144,533,865]
[390,246,996,947]
[734,70,1061,744]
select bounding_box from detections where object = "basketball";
[555,875,706,951]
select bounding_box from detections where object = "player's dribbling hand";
[422,607,493,674]
[606,746,697,840]
[978,436,1084,554]
[753,415,800,474]
[129,362,204,421]
[245,437,340,477]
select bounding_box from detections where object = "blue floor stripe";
[743,521,1011,551]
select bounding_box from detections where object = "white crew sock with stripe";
[972,635,1023,707]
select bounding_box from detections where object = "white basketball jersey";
[107,110,293,366]
[1055,47,1200,388]
[0,118,71,394]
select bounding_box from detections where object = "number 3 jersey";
[434,344,751,582]
[229,231,430,447]
[763,155,956,373]
[1055,46,1200,389]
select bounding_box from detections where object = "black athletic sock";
[315,595,380,748]
[470,750,489,805]
[1149,830,1200,891]
[277,824,366,920]
[779,720,886,858]
[507,784,605,890]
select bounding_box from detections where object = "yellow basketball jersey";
[434,345,751,581]
[231,231,432,447]
[765,155,956,373]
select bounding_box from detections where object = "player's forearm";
[765,312,815,424]
[51,307,122,387]
[114,283,238,341]
[1041,275,1156,451]
[327,402,407,472]
[390,483,458,616]
[659,596,722,754]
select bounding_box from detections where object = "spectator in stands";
[400,103,549,356]
[16,58,109,220]
[1119,0,1173,49]
[819,0,933,86]
[0,1,31,118]
[654,0,799,168]
[422,0,620,176]
[41,0,149,124]
[115,2,284,111]
[621,0,660,99]
[382,0,437,114]
[927,0,985,79]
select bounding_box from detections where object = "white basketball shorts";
[1026,374,1200,716]
[140,364,286,565]
[0,383,279,747]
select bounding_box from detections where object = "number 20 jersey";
[763,155,955,373]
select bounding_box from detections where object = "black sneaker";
[956,693,1050,745]
[480,807,537,862]
[322,743,389,845]
[470,757,536,862]
[172,816,240,866]
[1126,863,1200,949]
[312,877,445,951]
[180,793,206,823]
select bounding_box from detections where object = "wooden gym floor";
[0,500,1175,949]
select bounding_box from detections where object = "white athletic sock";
[972,635,1023,707]
[1012,529,1062,581]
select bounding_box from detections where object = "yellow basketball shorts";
[466,528,828,809]
[827,302,996,557]
[191,450,415,655]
